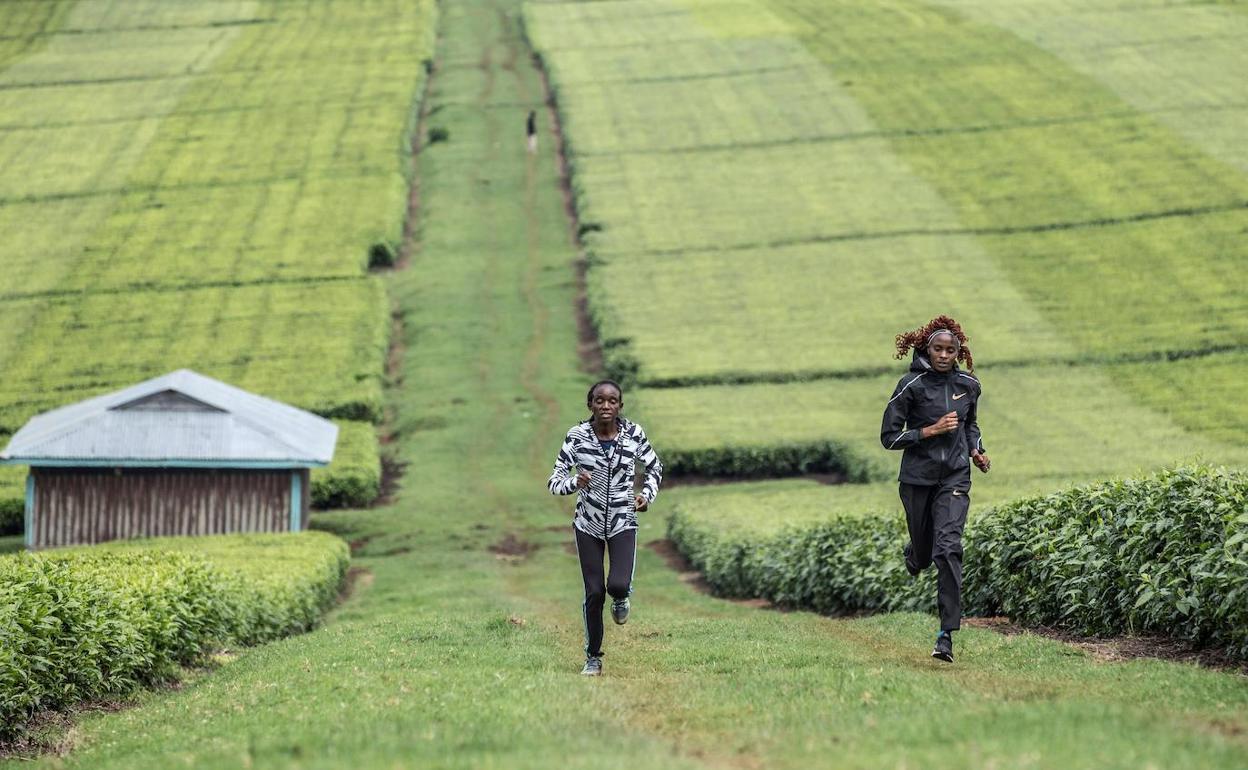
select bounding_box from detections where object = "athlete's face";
[927,334,959,372]
[589,384,621,423]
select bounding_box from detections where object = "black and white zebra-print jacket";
[548,418,663,540]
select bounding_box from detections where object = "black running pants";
[574,527,636,657]
[900,478,969,631]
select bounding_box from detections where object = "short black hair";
[586,379,623,407]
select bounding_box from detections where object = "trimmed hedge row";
[670,465,1248,657]
[0,532,349,741]
[664,441,886,484]
[311,421,383,509]
[0,497,21,536]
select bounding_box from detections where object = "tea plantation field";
[3,0,1246,767]
[525,0,1248,554]
[0,0,438,523]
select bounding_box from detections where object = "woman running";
[880,315,991,662]
[548,379,663,676]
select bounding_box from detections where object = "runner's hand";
[634,494,649,512]
[972,451,991,474]
[925,411,959,437]
[575,470,592,489]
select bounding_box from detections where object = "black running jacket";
[880,352,986,485]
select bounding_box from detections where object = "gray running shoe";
[581,656,603,676]
[932,632,954,663]
[611,597,630,625]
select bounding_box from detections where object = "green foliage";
[368,242,399,270]
[0,0,437,517]
[0,495,21,536]
[664,441,878,482]
[0,280,391,433]
[11,4,1248,766]
[0,532,349,741]
[312,422,382,509]
[966,466,1248,655]
[671,465,1248,657]
[1107,351,1248,445]
[528,0,1248,387]
[638,365,1248,488]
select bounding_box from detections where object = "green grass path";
[7,1,1246,767]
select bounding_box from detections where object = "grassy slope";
[530,0,1247,385]
[530,0,1248,545]
[5,2,1246,768]
[929,0,1248,173]
[0,0,435,510]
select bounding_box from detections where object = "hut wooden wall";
[29,468,298,549]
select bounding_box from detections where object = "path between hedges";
[9,1,1247,768]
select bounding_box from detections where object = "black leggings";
[574,527,636,658]
[900,478,969,631]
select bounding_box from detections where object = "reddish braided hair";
[894,315,975,372]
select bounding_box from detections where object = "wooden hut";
[0,370,337,550]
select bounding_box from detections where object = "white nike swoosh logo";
[952,393,966,400]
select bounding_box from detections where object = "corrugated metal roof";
[0,370,338,467]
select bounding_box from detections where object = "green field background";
[0,0,438,516]
[1,1,1246,766]
[525,0,1248,537]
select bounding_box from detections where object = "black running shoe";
[932,632,954,663]
[581,656,603,676]
[611,597,630,625]
[903,542,921,577]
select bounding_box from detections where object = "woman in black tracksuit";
[548,379,663,676]
[880,316,991,663]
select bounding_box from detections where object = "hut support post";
[289,471,301,532]
[24,474,34,550]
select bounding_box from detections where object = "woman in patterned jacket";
[548,379,663,676]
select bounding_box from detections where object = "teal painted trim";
[1,459,327,469]
[24,475,34,550]
[289,471,302,532]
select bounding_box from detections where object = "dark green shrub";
[671,464,1248,657]
[312,466,380,509]
[311,421,382,509]
[0,532,349,741]
[368,241,398,269]
[967,465,1248,656]
[664,441,884,483]
[0,497,22,535]
[427,126,449,144]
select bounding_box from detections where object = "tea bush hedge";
[671,465,1248,656]
[663,441,881,483]
[0,532,349,741]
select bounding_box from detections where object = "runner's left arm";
[635,426,663,505]
[966,386,985,456]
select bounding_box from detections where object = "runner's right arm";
[548,430,581,495]
[881,376,924,450]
